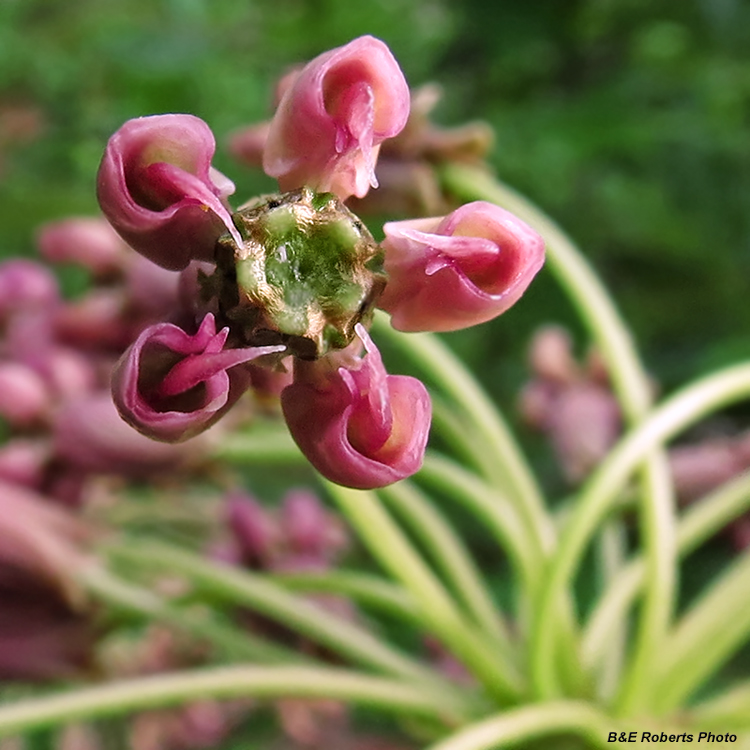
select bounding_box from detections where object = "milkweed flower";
[112,313,284,442]
[378,201,545,332]
[97,114,242,270]
[92,36,545,488]
[262,36,410,201]
[281,325,431,489]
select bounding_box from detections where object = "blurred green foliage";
[1,0,749,391]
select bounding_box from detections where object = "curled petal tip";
[281,330,431,489]
[97,114,239,270]
[379,201,545,332]
[112,314,283,443]
[263,36,410,201]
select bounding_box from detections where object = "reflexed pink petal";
[112,313,284,442]
[263,36,410,200]
[97,114,242,270]
[281,326,430,489]
[379,201,545,332]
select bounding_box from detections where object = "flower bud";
[112,313,284,442]
[282,489,349,562]
[0,259,59,320]
[53,392,200,476]
[36,216,130,277]
[0,362,52,426]
[0,439,49,489]
[379,201,545,332]
[97,114,242,270]
[0,479,88,600]
[225,490,278,568]
[281,325,431,489]
[263,36,410,200]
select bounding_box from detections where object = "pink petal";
[263,36,410,201]
[379,201,545,332]
[97,114,242,270]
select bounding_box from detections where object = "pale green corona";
[211,188,386,359]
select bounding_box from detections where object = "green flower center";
[212,188,386,360]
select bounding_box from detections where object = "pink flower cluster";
[0,225,213,681]
[96,36,546,489]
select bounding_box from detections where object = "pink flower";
[112,313,284,442]
[378,201,545,332]
[281,325,431,489]
[262,36,410,201]
[97,114,242,270]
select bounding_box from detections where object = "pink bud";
[379,201,545,332]
[53,289,131,351]
[6,313,98,399]
[53,392,200,476]
[0,259,59,319]
[123,253,181,321]
[97,114,242,270]
[263,36,410,200]
[112,313,284,442]
[281,325,431,489]
[0,439,49,489]
[225,490,278,568]
[0,362,52,426]
[0,479,88,598]
[0,481,92,681]
[227,121,271,170]
[282,489,349,561]
[36,216,130,277]
[547,384,621,484]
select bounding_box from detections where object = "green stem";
[420,453,581,686]
[0,665,466,738]
[81,564,303,665]
[425,701,626,750]
[372,311,552,556]
[443,165,676,710]
[654,548,750,712]
[268,570,421,623]
[529,362,750,702]
[593,521,628,702]
[430,395,496,479]
[419,453,536,596]
[211,421,304,465]
[690,682,750,731]
[583,471,750,677]
[106,541,441,688]
[325,482,524,703]
[379,480,513,651]
[441,163,676,710]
